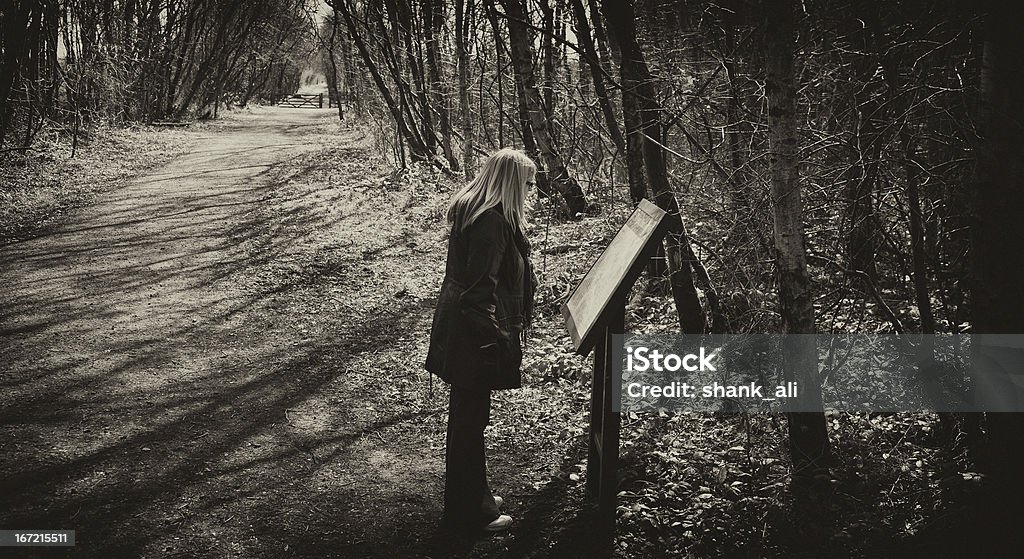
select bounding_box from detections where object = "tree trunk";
[340,29,357,111]
[844,122,882,288]
[602,0,704,333]
[485,0,549,195]
[843,11,883,289]
[569,0,626,159]
[970,5,1024,550]
[0,2,33,149]
[499,0,589,216]
[369,1,431,156]
[391,0,436,153]
[456,0,474,179]
[540,0,556,127]
[764,0,831,475]
[326,12,344,120]
[424,0,457,169]
[173,0,245,118]
[333,0,430,161]
[721,13,757,247]
[597,2,645,205]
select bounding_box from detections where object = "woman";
[424,148,537,533]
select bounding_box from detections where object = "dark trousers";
[442,385,500,528]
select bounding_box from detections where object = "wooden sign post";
[560,199,669,514]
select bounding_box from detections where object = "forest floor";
[0,107,980,558]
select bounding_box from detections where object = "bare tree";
[601,0,704,333]
[764,0,831,475]
[497,0,589,216]
[970,0,1024,530]
[456,0,475,178]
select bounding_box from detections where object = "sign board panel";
[561,199,667,355]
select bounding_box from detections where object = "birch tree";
[764,0,831,475]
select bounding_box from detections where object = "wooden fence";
[275,94,323,108]
[273,93,353,109]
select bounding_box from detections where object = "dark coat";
[424,207,534,390]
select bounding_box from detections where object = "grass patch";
[1,122,196,245]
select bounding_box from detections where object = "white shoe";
[493,495,503,509]
[484,514,513,532]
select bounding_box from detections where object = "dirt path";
[0,108,478,558]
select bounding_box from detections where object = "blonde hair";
[447,148,536,233]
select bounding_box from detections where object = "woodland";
[2,0,1024,557]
